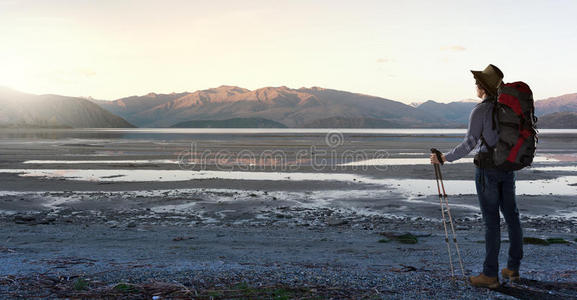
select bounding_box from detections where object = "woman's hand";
[430,153,447,164]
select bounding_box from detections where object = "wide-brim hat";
[471,64,504,96]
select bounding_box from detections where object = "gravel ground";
[1,209,576,299]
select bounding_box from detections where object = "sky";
[1,0,576,103]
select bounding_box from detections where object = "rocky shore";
[1,191,576,299]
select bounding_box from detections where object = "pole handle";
[431,148,444,165]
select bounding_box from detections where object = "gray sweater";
[444,96,499,162]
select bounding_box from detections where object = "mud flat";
[1,128,576,299]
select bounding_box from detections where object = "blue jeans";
[475,167,523,277]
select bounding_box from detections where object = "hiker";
[430,64,523,288]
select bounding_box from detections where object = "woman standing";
[430,64,523,289]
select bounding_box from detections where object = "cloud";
[376,58,394,63]
[441,45,466,52]
[77,69,96,78]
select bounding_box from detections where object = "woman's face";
[476,84,486,99]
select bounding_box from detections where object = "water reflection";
[1,168,576,196]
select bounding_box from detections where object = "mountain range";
[1,85,576,128]
[93,85,456,128]
[0,87,134,128]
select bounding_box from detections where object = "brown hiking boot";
[469,273,500,289]
[501,268,520,281]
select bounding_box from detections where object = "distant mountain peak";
[255,86,290,92]
[210,85,250,94]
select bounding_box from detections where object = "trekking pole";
[436,162,466,278]
[431,148,466,278]
[431,149,455,278]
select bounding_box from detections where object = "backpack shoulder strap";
[491,100,498,131]
[481,97,498,131]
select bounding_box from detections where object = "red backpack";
[484,82,538,170]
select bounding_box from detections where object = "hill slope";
[535,93,577,116]
[415,100,477,126]
[302,117,401,128]
[0,87,134,128]
[171,117,287,128]
[537,112,577,128]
